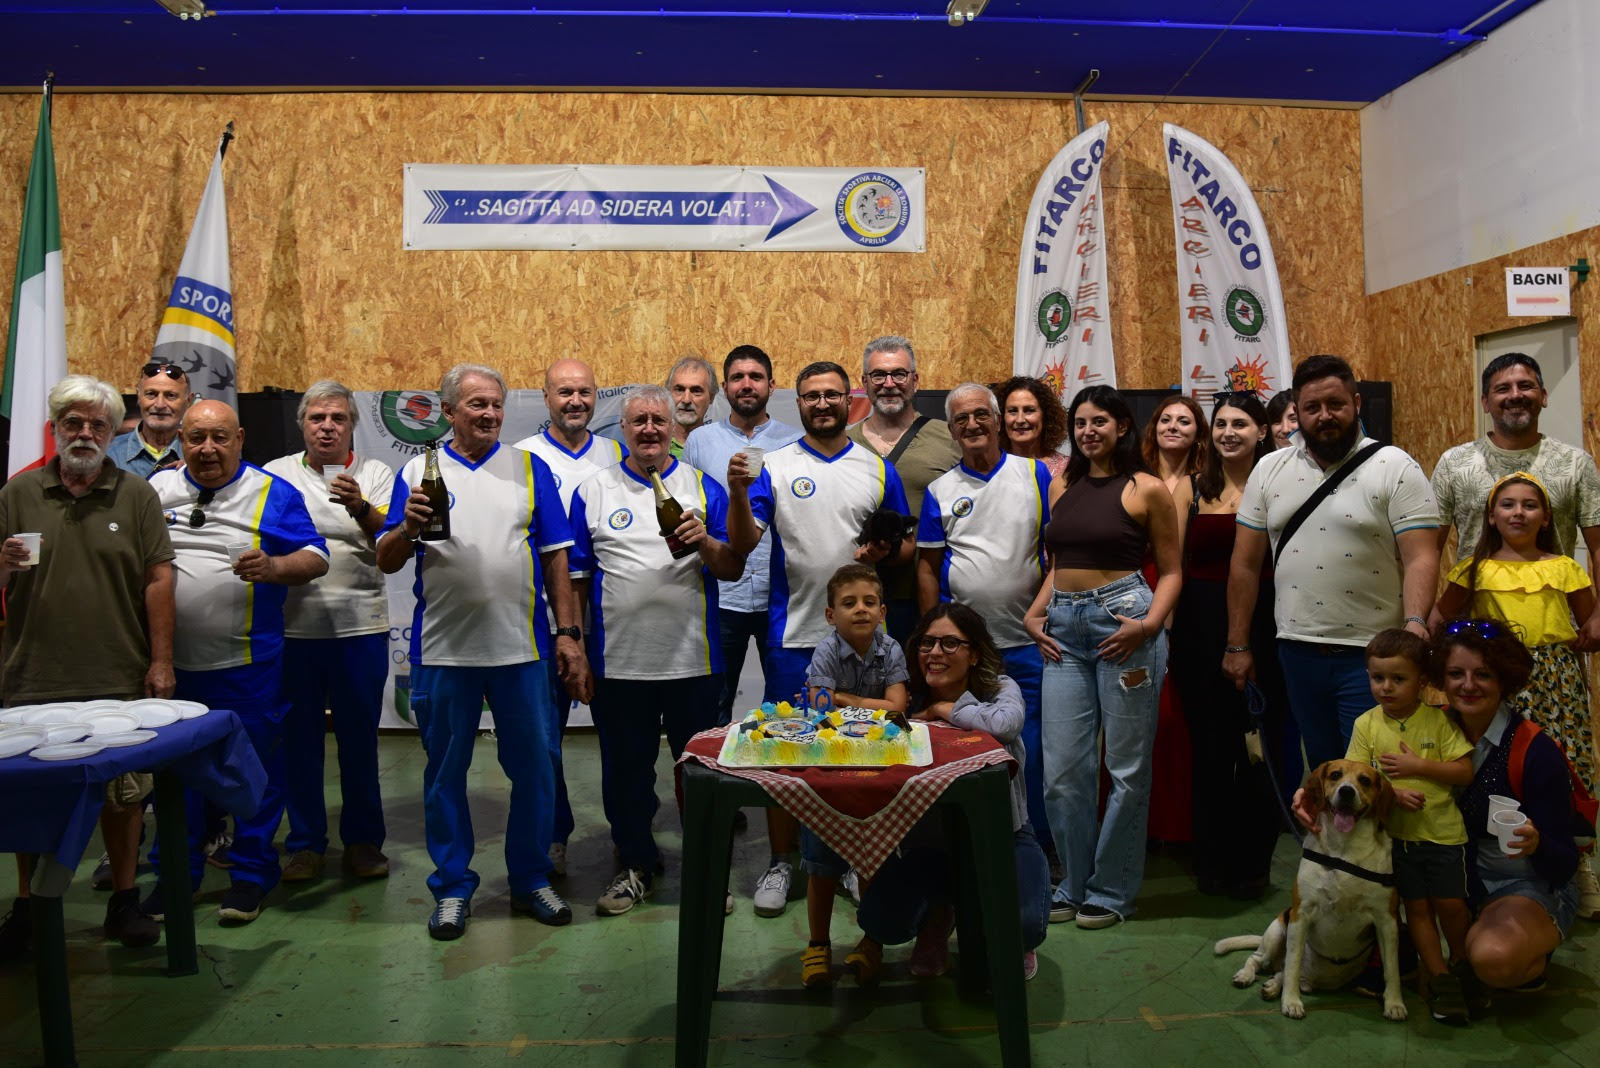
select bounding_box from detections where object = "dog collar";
[1301,847,1396,887]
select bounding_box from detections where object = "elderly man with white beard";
[0,376,176,960]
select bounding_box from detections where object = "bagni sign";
[1504,267,1571,317]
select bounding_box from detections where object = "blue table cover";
[0,711,267,871]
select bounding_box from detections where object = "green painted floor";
[4,732,1598,1066]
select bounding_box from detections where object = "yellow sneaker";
[801,943,833,988]
[845,937,883,986]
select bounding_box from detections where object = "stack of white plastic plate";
[125,699,182,728]
[171,700,210,719]
[31,741,106,761]
[0,726,48,758]
[80,709,142,735]
[18,704,85,725]
[93,730,158,748]
[39,723,92,744]
[0,706,42,725]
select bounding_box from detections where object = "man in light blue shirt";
[683,345,803,724]
[107,361,190,478]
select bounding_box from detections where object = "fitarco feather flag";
[153,124,237,405]
[1012,120,1117,398]
[1164,123,1291,403]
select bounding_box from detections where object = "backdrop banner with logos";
[403,164,926,252]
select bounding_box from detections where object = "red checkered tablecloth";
[674,723,1017,880]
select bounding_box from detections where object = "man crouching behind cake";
[567,386,745,917]
[376,363,591,940]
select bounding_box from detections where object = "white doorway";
[1474,318,1583,566]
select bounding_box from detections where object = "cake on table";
[717,699,933,768]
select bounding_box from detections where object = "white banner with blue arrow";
[402,164,925,253]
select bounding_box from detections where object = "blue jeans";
[411,660,556,902]
[546,666,576,846]
[1040,574,1166,916]
[1000,644,1050,850]
[1275,640,1371,771]
[717,609,772,723]
[856,821,1050,953]
[149,659,288,892]
[281,634,388,855]
[589,674,721,872]
[764,645,815,707]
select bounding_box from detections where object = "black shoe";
[732,809,749,833]
[1352,947,1385,999]
[218,881,263,924]
[1452,958,1492,1019]
[1426,970,1469,1026]
[0,898,31,965]
[104,888,160,949]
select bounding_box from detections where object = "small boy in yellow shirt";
[1347,628,1475,1025]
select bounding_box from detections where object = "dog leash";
[1246,681,1304,845]
[1300,847,1396,887]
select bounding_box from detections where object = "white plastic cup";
[14,532,41,566]
[1486,794,1521,832]
[1492,809,1529,855]
[226,542,251,566]
[321,463,349,485]
[738,447,765,474]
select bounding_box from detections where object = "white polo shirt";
[918,453,1051,649]
[1237,435,1438,646]
[749,439,909,649]
[382,441,572,668]
[264,452,395,640]
[151,464,330,671]
[513,429,626,512]
[568,459,728,681]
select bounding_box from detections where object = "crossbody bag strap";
[1273,442,1385,567]
[885,415,932,466]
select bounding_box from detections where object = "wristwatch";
[554,625,582,642]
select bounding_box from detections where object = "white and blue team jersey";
[513,429,626,512]
[382,441,572,669]
[568,459,728,681]
[750,439,909,649]
[918,454,1051,649]
[151,464,330,671]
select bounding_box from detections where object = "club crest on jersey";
[163,510,179,526]
[608,508,633,530]
[952,496,974,518]
[790,476,817,499]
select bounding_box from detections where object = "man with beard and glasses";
[1432,353,1600,647]
[0,377,174,962]
[727,360,912,917]
[108,361,191,478]
[665,355,717,459]
[846,336,960,642]
[513,357,624,878]
[1223,355,1439,768]
[144,400,330,926]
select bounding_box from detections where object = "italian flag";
[3,89,67,479]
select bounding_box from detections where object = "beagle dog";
[1215,759,1406,1021]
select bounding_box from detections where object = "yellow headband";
[1489,470,1551,505]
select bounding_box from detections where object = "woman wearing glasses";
[1169,391,1285,898]
[1024,385,1182,929]
[853,603,1050,981]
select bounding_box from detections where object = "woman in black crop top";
[1169,391,1288,899]
[1022,385,1181,928]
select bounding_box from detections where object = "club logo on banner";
[1013,121,1117,398]
[1163,123,1291,404]
[370,390,450,453]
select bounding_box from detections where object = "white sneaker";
[1577,854,1600,921]
[548,842,568,878]
[724,891,735,916]
[839,869,861,905]
[752,860,794,917]
[596,868,651,916]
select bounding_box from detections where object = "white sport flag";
[1012,121,1117,398]
[153,133,236,404]
[3,89,67,478]
[1164,123,1290,403]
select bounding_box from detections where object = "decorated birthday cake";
[717,700,933,768]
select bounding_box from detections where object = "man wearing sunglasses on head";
[108,361,192,478]
[144,400,329,926]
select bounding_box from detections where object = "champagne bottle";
[419,439,451,542]
[648,465,696,560]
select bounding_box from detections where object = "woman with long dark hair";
[1024,385,1181,929]
[1170,391,1286,897]
[851,603,1050,982]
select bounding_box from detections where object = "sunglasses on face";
[189,488,216,529]
[142,361,187,381]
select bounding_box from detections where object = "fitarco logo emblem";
[375,391,450,446]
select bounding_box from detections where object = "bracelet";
[1225,644,1251,654]
[1405,615,1427,629]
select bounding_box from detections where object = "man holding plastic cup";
[145,400,329,925]
[0,375,175,959]
[265,381,395,885]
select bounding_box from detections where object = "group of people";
[0,341,1595,1017]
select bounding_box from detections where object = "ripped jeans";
[1039,573,1166,917]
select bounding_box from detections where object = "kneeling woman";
[853,604,1051,981]
[1434,620,1583,1006]
[1025,386,1181,928]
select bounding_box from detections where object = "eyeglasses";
[799,390,848,407]
[916,635,972,653]
[189,488,216,529]
[58,415,112,436]
[865,369,912,385]
[141,361,186,381]
[951,410,995,426]
[1443,619,1510,640]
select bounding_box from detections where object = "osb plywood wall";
[0,92,1365,401]
[1367,227,1600,474]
